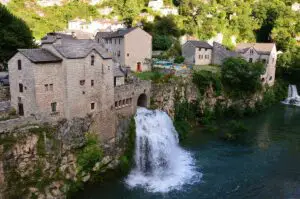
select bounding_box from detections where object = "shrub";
[221,57,264,98]
[192,70,222,96]
[174,56,185,64]
[77,133,102,172]
[221,120,248,141]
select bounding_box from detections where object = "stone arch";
[137,93,147,107]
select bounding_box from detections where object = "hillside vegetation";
[5,0,299,51]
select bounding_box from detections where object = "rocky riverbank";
[0,116,131,199]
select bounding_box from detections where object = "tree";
[152,34,172,50]
[221,57,265,98]
[0,4,34,64]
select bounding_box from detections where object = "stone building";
[236,43,277,86]
[8,32,151,140]
[95,27,152,72]
[182,41,214,65]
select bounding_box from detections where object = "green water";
[76,104,300,199]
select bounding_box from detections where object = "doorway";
[18,103,24,116]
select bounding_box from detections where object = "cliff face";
[150,79,198,118]
[0,116,125,199]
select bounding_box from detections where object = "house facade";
[148,0,164,11]
[236,43,277,86]
[8,33,151,140]
[182,41,213,65]
[95,27,152,72]
[68,18,125,34]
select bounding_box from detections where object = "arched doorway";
[137,93,147,107]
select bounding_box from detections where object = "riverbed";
[75,104,300,199]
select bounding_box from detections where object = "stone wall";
[0,86,9,101]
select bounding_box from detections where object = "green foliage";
[192,70,222,96]
[7,0,100,39]
[222,120,248,141]
[77,133,102,172]
[119,118,136,174]
[152,34,173,51]
[174,56,185,64]
[174,100,199,140]
[0,4,34,63]
[221,57,265,98]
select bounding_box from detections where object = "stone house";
[160,7,179,16]
[95,27,152,72]
[182,40,213,65]
[68,18,125,34]
[148,0,164,11]
[8,32,151,140]
[236,43,277,85]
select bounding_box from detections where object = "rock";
[101,156,111,165]
[82,173,90,182]
[92,162,101,171]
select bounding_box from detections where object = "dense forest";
[1,0,299,69]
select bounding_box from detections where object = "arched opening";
[137,93,147,107]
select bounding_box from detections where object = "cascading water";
[282,85,300,106]
[126,108,202,193]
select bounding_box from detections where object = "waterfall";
[282,85,300,106]
[126,108,201,193]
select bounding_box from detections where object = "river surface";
[76,104,300,199]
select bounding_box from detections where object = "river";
[75,104,300,199]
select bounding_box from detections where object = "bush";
[221,57,264,98]
[152,34,172,51]
[174,56,185,64]
[77,133,102,172]
[221,120,248,141]
[192,70,222,96]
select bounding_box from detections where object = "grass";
[193,65,221,73]
[134,71,162,80]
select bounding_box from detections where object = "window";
[269,76,273,81]
[97,38,100,43]
[91,80,94,87]
[199,55,203,59]
[262,59,266,63]
[108,66,110,70]
[250,49,254,55]
[19,83,23,93]
[102,64,104,74]
[249,58,253,63]
[127,53,129,57]
[119,39,121,44]
[45,84,48,91]
[91,103,95,110]
[49,84,53,91]
[205,55,209,59]
[80,80,85,85]
[51,102,57,112]
[117,51,120,57]
[115,101,118,107]
[18,60,22,70]
[91,55,95,66]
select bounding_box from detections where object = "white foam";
[125,108,202,193]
